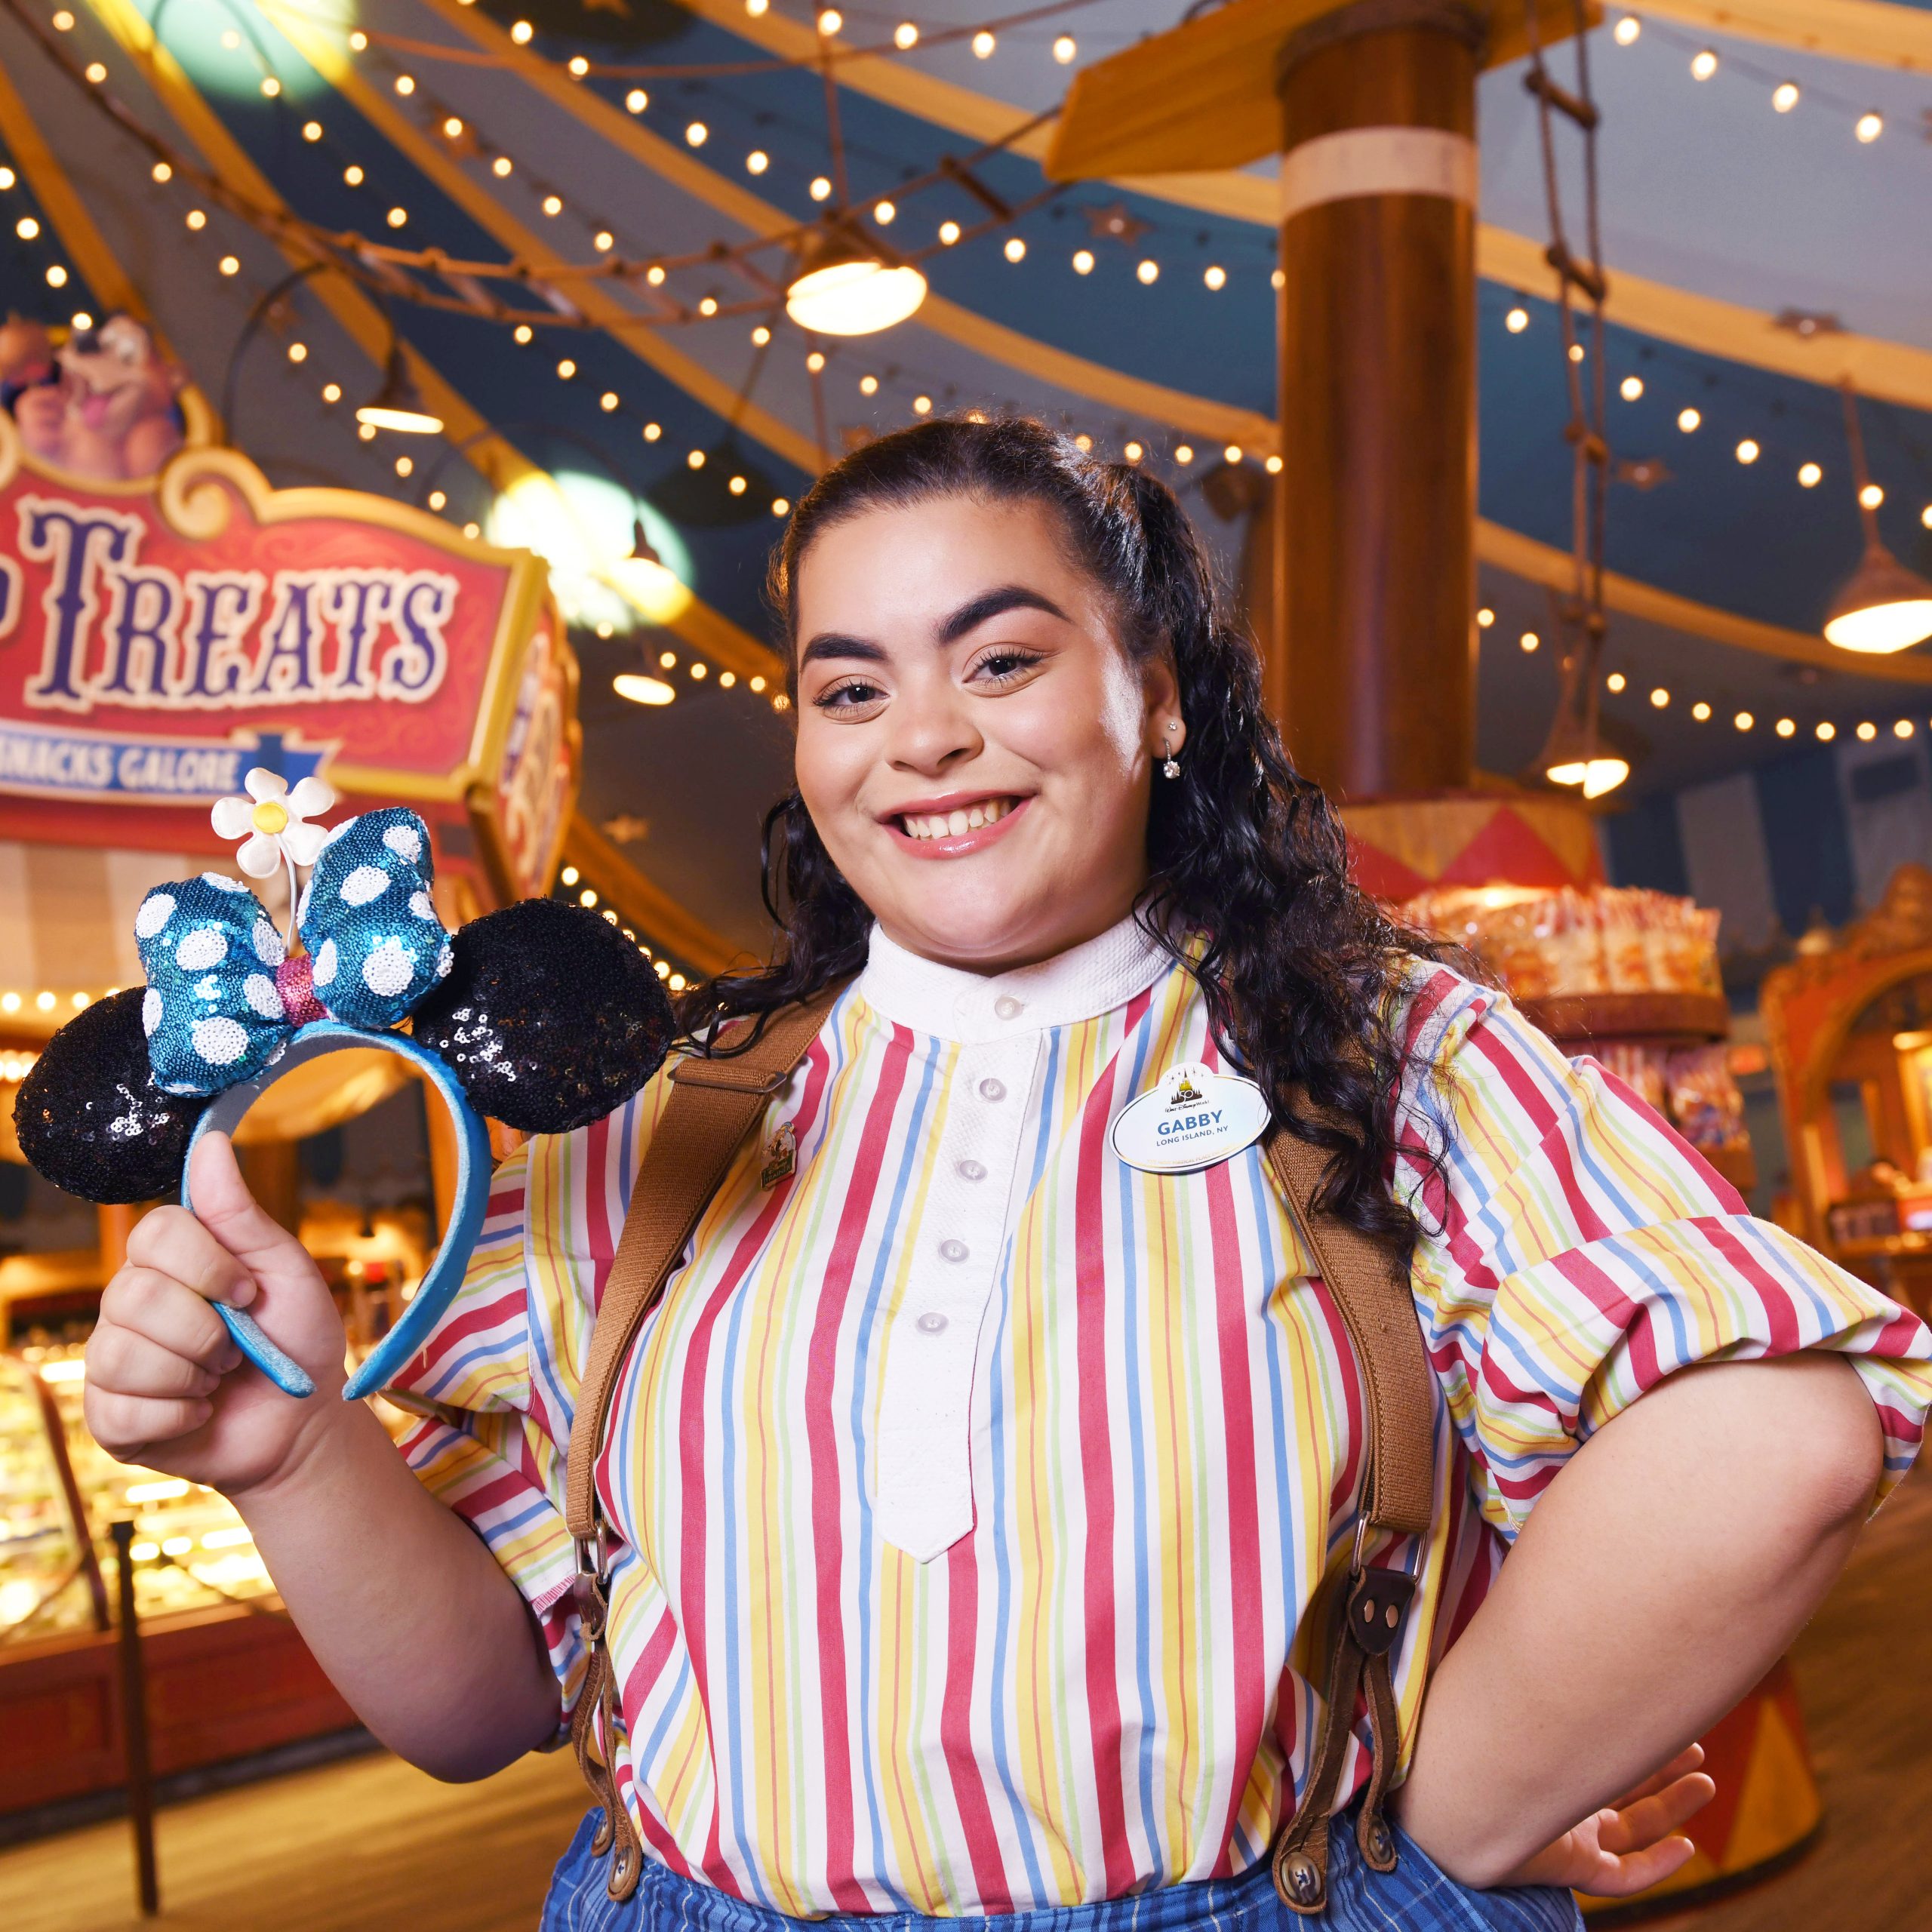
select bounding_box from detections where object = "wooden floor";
[4,1472,1930,1931]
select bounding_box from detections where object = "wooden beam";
[560,814,746,977]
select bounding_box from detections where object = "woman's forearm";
[1393,1352,1881,1886]
[227,1397,564,1782]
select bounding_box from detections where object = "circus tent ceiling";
[3,0,1931,955]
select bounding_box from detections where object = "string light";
[1773,82,1798,112]
[1505,306,1529,333]
[1817,721,1835,740]
[1520,631,1540,653]
[1860,482,1884,509]
[492,156,512,177]
[1567,343,1586,364]
[393,74,415,96]
[510,19,533,42]
[1776,717,1795,737]
[1692,702,1711,721]
[873,199,896,224]
[343,164,365,186]
[685,122,708,147]
[594,230,614,252]
[1677,408,1701,432]
[1607,672,1626,692]
[939,220,961,245]
[1072,248,1094,274]
[1616,377,1640,405]
[1798,461,1822,487]
[752,325,771,345]
[1266,454,1283,475]
[1204,265,1226,291]
[1223,445,1242,465]
[152,159,174,179]
[894,22,918,48]
[600,390,619,411]
[261,77,281,98]
[429,489,446,510]
[568,56,589,77]
[1734,710,1754,731]
[746,151,768,174]
[1690,49,1718,80]
[51,8,72,26]
[443,116,463,138]
[322,382,342,402]
[810,177,832,202]
[540,194,562,215]
[806,350,826,371]
[643,422,661,440]
[973,30,995,57]
[1004,237,1026,263]
[721,672,737,688]
[859,374,878,395]
[395,454,413,477]
[1897,718,1916,738]
[386,207,408,228]
[1136,260,1158,285]
[1858,721,1877,740]
[687,449,705,468]
[348,29,368,48]
[1857,111,1883,143]
[84,61,106,83]
[913,395,932,414]
[185,208,205,229]
[1053,35,1077,63]
[817,9,842,34]
[1650,687,1669,707]
[626,89,648,112]
[697,295,718,315]
[217,255,238,275]
[1476,608,1494,628]
[771,499,790,516]
[645,264,666,285]
[1736,439,1759,463]
[746,0,768,14]
[1124,441,1144,463]
[1175,445,1194,465]
[1612,15,1638,44]
[513,323,532,343]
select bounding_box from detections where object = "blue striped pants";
[538,1805,1583,1932]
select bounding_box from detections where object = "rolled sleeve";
[1396,968,1932,1540]
[381,1139,586,1735]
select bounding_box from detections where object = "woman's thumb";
[186,1131,317,1291]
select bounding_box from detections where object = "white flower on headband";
[211,768,336,879]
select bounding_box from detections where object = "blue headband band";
[184,1021,491,1401]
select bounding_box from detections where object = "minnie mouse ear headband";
[13,771,675,1401]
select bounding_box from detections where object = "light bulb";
[752,325,771,345]
[973,30,994,57]
[1817,721,1835,740]
[600,391,619,411]
[626,90,648,112]
[1223,445,1242,465]
[1650,687,1669,708]
[568,56,589,76]
[894,22,918,48]
[1476,608,1494,628]
[1798,462,1821,488]
[1690,49,1718,79]
[510,20,533,42]
[1693,702,1711,721]
[1620,375,1644,400]
[1072,249,1094,275]
[1004,237,1026,263]
[1613,15,1639,44]
[747,150,768,174]
[1857,112,1883,143]
[1773,82,1798,112]
[939,220,961,245]
[1607,672,1626,692]
[1053,35,1076,63]
[492,156,513,177]
[1736,439,1759,463]
[873,199,896,224]
[1860,483,1884,509]
[1175,445,1194,465]
[1520,631,1540,653]
[1136,259,1158,285]
[1204,265,1226,290]
[1678,407,1700,432]
[1506,306,1528,333]
[1734,711,1754,731]
[810,177,832,202]
[818,8,841,34]
[913,395,932,414]
[685,122,707,147]
[860,374,878,395]
[1858,721,1877,740]
[1124,441,1144,463]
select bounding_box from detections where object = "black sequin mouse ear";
[13,989,211,1204]
[409,898,678,1134]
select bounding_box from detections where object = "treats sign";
[0,415,552,813]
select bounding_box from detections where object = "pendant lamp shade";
[1534,633,1630,801]
[356,344,444,435]
[1825,382,1932,654]
[784,228,927,337]
[1822,535,1932,654]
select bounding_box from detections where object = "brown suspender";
[562,990,1435,1914]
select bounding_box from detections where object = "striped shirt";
[386,915,1932,1916]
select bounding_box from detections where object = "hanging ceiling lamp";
[1824,383,1932,654]
[784,224,927,337]
[1534,620,1630,800]
[356,342,444,435]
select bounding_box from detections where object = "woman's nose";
[884,680,982,774]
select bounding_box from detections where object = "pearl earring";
[1161,724,1181,780]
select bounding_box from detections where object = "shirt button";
[939,1238,969,1263]
[994,995,1025,1020]
[957,1158,987,1182]
[977,1078,1006,1103]
[915,1312,949,1335]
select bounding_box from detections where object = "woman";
[82,419,1930,1930]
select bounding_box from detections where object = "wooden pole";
[1272,0,1482,801]
[109,1518,159,1917]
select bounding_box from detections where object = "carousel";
[1,0,1930,1918]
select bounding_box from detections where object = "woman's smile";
[882,791,1031,856]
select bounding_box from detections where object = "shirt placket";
[872,998,1041,1563]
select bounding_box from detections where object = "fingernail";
[227,1278,257,1308]
[220,1345,243,1372]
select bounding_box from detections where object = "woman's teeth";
[900,798,1016,839]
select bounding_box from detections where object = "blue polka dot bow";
[135,808,453,1097]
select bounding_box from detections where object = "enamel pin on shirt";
[1110,1059,1270,1174]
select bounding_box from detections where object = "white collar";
[857,910,1175,1045]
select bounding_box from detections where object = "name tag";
[1109,1060,1269,1174]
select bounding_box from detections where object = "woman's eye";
[814,678,884,710]
[971,649,1043,683]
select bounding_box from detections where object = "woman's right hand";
[83,1131,349,1500]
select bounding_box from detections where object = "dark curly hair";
[680,416,1455,1254]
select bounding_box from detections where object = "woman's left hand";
[1494,1745,1715,1896]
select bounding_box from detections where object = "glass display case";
[0,1351,106,1642]
[2,1341,272,1633]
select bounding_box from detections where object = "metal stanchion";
[109,1519,159,1916]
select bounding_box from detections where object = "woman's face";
[791,494,1183,974]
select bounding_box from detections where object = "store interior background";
[6,0,1932,1925]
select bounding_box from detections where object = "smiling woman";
[82,420,1932,1932]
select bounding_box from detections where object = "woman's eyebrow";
[937,586,1069,644]
[798,632,888,669]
